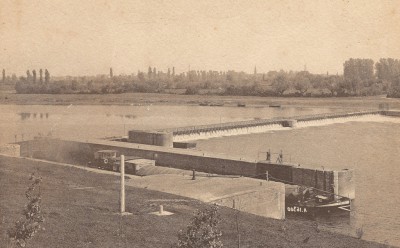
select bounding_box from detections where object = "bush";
[185,86,200,95]
[8,173,45,248]
[176,204,223,248]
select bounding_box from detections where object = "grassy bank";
[0,156,386,248]
[0,91,399,109]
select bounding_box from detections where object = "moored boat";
[209,102,224,106]
[269,103,281,108]
[199,102,210,106]
[285,186,351,217]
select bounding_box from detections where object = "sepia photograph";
[0,0,399,247]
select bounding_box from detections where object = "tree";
[39,69,43,83]
[8,173,45,248]
[44,69,50,83]
[26,70,32,82]
[137,71,145,81]
[375,58,400,81]
[184,85,199,95]
[343,58,374,95]
[32,70,37,83]
[148,66,152,79]
[271,72,290,96]
[324,76,340,96]
[176,204,223,248]
[387,74,400,98]
[2,69,5,82]
[109,67,113,78]
[344,58,374,82]
[153,67,157,79]
[12,74,17,82]
[294,74,311,95]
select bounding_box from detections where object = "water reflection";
[105,114,136,119]
[19,112,50,120]
[19,111,138,122]
[19,112,31,120]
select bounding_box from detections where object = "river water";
[0,104,399,246]
[0,104,344,144]
[196,116,400,246]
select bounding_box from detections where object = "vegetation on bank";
[7,173,45,248]
[176,205,223,248]
[0,156,387,248]
[2,58,400,98]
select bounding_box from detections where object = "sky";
[0,0,399,76]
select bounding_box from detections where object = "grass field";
[0,156,386,248]
[0,91,399,110]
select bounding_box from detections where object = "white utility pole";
[120,155,125,213]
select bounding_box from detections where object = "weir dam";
[128,110,399,145]
[3,110,398,220]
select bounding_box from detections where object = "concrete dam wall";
[257,161,355,199]
[127,110,385,145]
[172,122,286,142]
[18,137,355,199]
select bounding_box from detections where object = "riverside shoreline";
[0,92,399,109]
[0,155,388,248]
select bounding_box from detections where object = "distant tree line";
[375,58,400,98]
[10,69,51,94]
[4,58,400,97]
[341,58,400,97]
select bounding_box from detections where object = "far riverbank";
[0,92,399,109]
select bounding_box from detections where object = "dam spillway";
[165,110,385,142]
[126,110,399,145]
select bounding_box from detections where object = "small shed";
[113,157,155,175]
[94,150,118,160]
